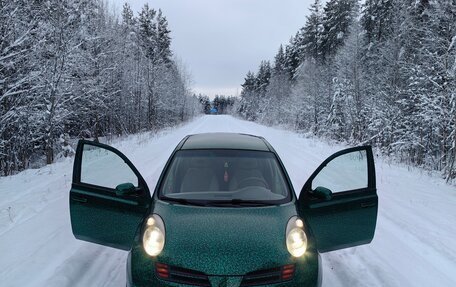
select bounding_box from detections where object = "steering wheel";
[238,177,269,189]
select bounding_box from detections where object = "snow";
[336,31,344,40]
[1,115,455,287]
[448,35,455,52]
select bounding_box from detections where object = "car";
[69,132,378,287]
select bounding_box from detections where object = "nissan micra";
[69,133,378,287]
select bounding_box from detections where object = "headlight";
[286,216,307,257]
[143,214,165,256]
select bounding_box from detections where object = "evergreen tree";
[361,0,394,44]
[273,45,287,74]
[0,0,201,176]
[198,95,211,114]
[302,0,324,62]
[321,0,359,59]
[327,78,347,139]
[236,0,456,181]
[122,3,135,26]
[255,60,272,92]
[239,71,258,120]
[138,4,157,60]
[284,35,303,78]
[212,95,235,114]
[155,9,172,64]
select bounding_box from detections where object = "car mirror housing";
[115,182,136,196]
[312,186,332,200]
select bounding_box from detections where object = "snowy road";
[1,115,455,287]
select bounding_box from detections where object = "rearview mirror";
[313,186,332,200]
[115,182,137,196]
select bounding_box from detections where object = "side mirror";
[312,186,332,200]
[115,182,137,196]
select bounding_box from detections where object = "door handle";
[360,202,376,208]
[71,196,88,203]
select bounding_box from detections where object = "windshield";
[159,149,291,206]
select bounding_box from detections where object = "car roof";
[180,133,270,151]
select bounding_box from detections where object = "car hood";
[151,200,298,275]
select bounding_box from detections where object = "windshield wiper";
[206,199,276,207]
[160,196,207,206]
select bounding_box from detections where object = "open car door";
[299,146,378,253]
[70,140,151,250]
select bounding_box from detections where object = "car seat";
[180,157,219,192]
[229,157,268,190]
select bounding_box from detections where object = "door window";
[311,150,368,193]
[80,144,138,189]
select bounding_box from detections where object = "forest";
[237,0,456,181]
[0,0,201,176]
[2,0,455,182]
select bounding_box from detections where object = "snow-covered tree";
[0,0,201,176]
[155,9,172,64]
[302,0,324,62]
[321,0,360,59]
[0,0,36,174]
[237,0,456,181]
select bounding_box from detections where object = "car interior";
[161,150,289,201]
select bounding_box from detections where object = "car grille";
[155,263,211,286]
[155,263,295,287]
[240,264,295,286]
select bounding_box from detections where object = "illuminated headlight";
[143,214,165,257]
[286,217,307,257]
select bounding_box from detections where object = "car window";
[312,150,368,193]
[160,149,291,204]
[80,144,138,189]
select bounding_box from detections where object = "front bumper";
[127,246,322,287]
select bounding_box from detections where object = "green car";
[69,133,378,287]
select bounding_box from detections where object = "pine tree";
[138,4,157,60]
[122,3,135,27]
[327,78,347,140]
[321,0,359,59]
[284,34,303,78]
[236,0,456,181]
[155,9,172,64]
[255,61,271,93]
[239,71,258,120]
[361,0,394,44]
[302,0,324,62]
[273,45,287,74]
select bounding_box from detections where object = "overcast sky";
[110,0,316,98]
